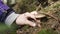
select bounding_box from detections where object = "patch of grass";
[0,23,18,34]
[38,29,58,34]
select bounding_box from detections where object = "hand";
[31,11,45,18]
[16,12,37,27]
[30,11,45,27]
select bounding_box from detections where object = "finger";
[30,11,38,15]
[36,20,41,27]
[26,20,36,27]
[24,12,36,21]
[29,14,36,20]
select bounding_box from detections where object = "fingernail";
[32,23,36,27]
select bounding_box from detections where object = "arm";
[0,0,19,26]
[0,0,37,27]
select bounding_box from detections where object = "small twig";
[36,4,41,11]
[35,1,60,23]
[30,1,37,6]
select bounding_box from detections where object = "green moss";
[0,23,17,34]
[38,29,58,34]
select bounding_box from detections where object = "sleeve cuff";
[5,12,19,26]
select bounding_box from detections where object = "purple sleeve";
[0,0,19,26]
[0,0,9,10]
[0,0,14,22]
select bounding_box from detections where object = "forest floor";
[16,9,60,34]
[16,0,60,34]
[17,1,60,34]
[0,0,60,34]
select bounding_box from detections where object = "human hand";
[16,12,37,27]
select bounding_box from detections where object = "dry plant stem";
[40,12,60,22]
[30,1,37,6]
[36,4,41,11]
[36,1,60,23]
[34,1,60,30]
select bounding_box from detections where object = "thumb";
[26,20,36,27]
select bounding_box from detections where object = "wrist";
[5,12,19,26]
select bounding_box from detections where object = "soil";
[15,0,60,34]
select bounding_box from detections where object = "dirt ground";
[16,11,60,34]
[15,0,60,34]
[0,0,60,34]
